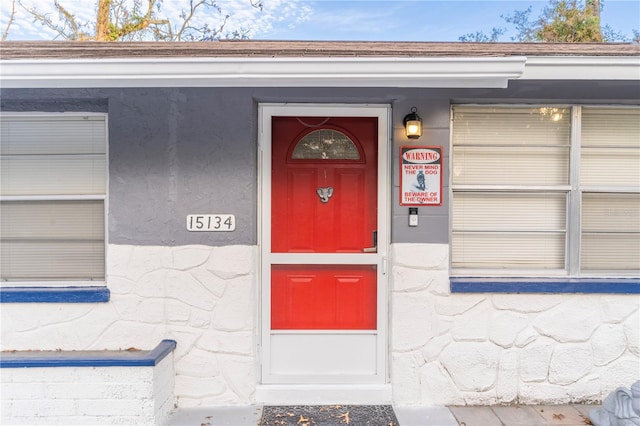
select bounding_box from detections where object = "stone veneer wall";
[1,244,258,407]
[1,243,638,408]
[391,243,640,406]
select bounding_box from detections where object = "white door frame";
[257,104,391,401]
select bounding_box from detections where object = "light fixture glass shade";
[403,107,422,139]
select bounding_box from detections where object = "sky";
[1,0,638,42]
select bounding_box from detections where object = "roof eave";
[0,55,637,89]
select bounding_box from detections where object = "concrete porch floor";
[167,404,600,425]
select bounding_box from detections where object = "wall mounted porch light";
[403,107,422,139]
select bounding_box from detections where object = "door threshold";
[255,384,392,405]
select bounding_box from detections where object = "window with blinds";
[451,106,639,277]
[0,114,107,283]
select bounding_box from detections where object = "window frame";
[0,112,109,294]
[449,104,639,289]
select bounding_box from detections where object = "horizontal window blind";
[452,105,640,277]
[452,146,569,186]
[580,109,640,272]
[451,106,570,272]
[581,108,640,187]
[452,233,565,270]
[452,193,566,231]
[0,114,106,282]
[581,193,640,272]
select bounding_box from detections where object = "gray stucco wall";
[2,81,638,246]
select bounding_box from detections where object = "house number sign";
[187,214,236,232]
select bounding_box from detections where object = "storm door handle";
[362,231,377,253]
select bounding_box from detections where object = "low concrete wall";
[0,342,176,425]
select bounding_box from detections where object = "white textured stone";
[189,268,227,298]
[90,321,166,350]
[127,246,172,280]
[519,338,554,382]
[107,244,134,276]
[533,297,601,343]
[598,356,640,397]
[495,349,519,404]
[450,300,491,342]
[205,245,254,279]
[166,270,217,311]
[218,354,255,403]
[198,330,253,355]
[392,352,422,404]
[489,311,530,348]
[515,326,539,348]
[392,266,435,292]
[426,271,453,296]
[461,390,499,406]
[10,305,119,350]
[392,243,448,270]
[175,348,221,377]
[623,310,639,356]
[1,303,94,336]
[165,299,192,324]
[188,309,211,328]
[419,362,464,405]
[492,294,566,313]
[600,296,640,323]
[591,324,627,366]
[392,290,437,351]
[421,334,453,362]
[172,246,211,270]
[548,343,593,385]
[134,269,169,298]
[174,375,227,398]
[112,295,165,324]
[211,276,253,331]
[519,374,600,404]
[440,342,500,392]
[435,294,486,316]
[166,329,201,360]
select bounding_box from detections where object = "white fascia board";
[521,56,640,80]
[0,56,526,89]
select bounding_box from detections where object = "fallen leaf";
[553,413,566,420]
[580,414,594,425]
[337,411,351,424]
[298,415,309,424]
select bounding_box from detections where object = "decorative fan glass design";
[291,129,360,160]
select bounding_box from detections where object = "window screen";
[452,105,639,277]
[0,114,107,282]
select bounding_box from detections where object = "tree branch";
[2,0,16,40]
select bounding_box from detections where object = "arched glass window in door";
[291,129,361,160]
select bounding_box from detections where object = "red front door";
[270,116,379,331]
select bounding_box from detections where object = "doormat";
[260,405,399,426]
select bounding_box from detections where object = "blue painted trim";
[0,286,110,303]
[0,340,177,368]
[450,278,640,294]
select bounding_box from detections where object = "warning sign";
[400,146,442,206]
